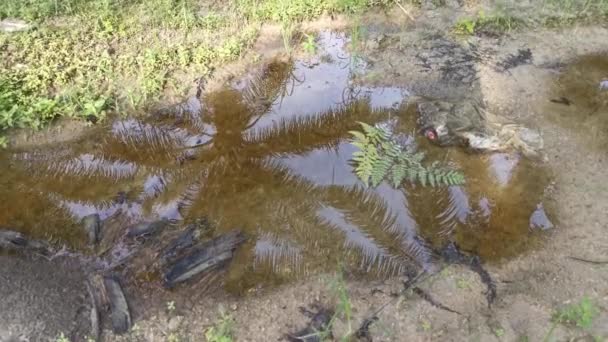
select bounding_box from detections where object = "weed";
[235,0,390,23]
[493,327,505,338]
[543,297,600,342]
[455,278,472,290]
[336,0,376,14]
[167,333,181,342]
[454,18,477,35]
[539,0,608,27]
[302,33,317,54]
[420,319,432,332]
[55,333,70,342]
[333,270,353,340]
[554,297,599,329]
[167,300,176,314]
[205,312,235,342]
[453,10,523,36]
[281,21,296,54]
[349,21,366,55]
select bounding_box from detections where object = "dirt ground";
[2,2,608,342]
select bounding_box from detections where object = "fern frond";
[349,122,465,188]
[370,153,392,187]
[390,161,408,187]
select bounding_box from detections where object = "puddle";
[546,54,608,150]
[0,31,555,294]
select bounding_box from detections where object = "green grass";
[0,0,391,145]
[543,296,600,342]
[539,0,608,27]
[331,270,354,341]
[453,0,608,36]
[453,10,524,36]
[205,312,235,342]
[302,33,317,54]
[553,297,599,330]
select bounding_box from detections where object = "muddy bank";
[0,255,89,341]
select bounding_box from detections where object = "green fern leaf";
[429,173,436,187]
[391,162,406,187]
[418,170,427,186]
[349,123,465,188]
[370,154,391,187]
[349,130,367,142]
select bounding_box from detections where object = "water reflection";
[0,31,554,293]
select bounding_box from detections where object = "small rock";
[0,19,31,33]
[82,214,101,245]
[600,80,608,91]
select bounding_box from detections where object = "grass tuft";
[453,10,524,36]
[205,312,235,342]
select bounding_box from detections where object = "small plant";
[493,327,505,338]
[281,21,295,54]
[167,300,176,314]
[349,22,365,55]
[329,268,353,341]
[55,333,70,342]
[349,122,465,188]
[420,319,432,332]
[335,273,353,338]
[553,297,599,330]
[302,33,317,54]
[454,11,523,36]
[167,333,181,342]
[454,18,477,35]
[205,312,235,342]
[543,297,600,342]
[455,277,472,290]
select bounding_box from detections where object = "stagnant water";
[0,32,556,294]
[547,54,608,151]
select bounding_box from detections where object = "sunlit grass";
[0,0,392,144]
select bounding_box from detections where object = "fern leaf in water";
[349,122,464,188]
[370,153,392,187]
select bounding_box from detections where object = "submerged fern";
[349,122,465,188]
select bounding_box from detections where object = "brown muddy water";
[546,54,608,150]
[0,32,557,295]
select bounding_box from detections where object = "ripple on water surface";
[0,31,555,294]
